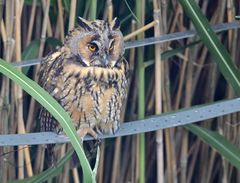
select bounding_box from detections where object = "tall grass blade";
[185,124,240,169]
[8,149,74,183]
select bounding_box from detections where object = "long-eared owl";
[38,17,129,164]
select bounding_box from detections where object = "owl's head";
[65,17,124,68]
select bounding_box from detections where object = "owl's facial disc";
[67,17,124,68]
[87,38,118,67]
[78,31,123,68]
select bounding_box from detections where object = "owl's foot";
[77,127,98,142]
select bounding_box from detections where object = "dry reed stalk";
[0,83,9,183]
[169,3,182,33]
[72,167,80,183]
[33,0,51,173]
[145,76,155,114]
[34,146,45,174]
[220,121,229,183]
[128,21,138,122]
[54,11,61,39]
[227,0,234,50]
[199,81,217,183]
[0,21,10,181]
[152,1,164,183]
[41,0,53,37]
[26,0,37,46]
[111,138,121,183]
[135,134,140,182]
[39,0,50,58]
[224,5,239,182]
[226,0,237,99]
[17,18,32,178]
[97,141,105,183]
[107,0,113,22]
[127,19,137,183]
[19,0,24,14]
[164,129,174,183]
[174,57,188,110]
[172,4,191,110]
[68,0,77,31]
[205,150,217,183]
[0,20,6,42]
[199,141,210,183]
[127,137,135,182]
[15,0,27,179]
[237,126,240,182]
[222,1,238,180]
[187,139,200,183]
[57,0,65,42]
[161,67,173,183]
[1,2,16,181]
[4,1,14,62]
[180,47,191,183]
[129,20,137,71]
[123,21,156,41]
[59,144,70,183]
[158,1,178,183]
[0,1,3,23]
[118,137,128,181]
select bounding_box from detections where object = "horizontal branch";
[13,21,240,68]
[1,97,240,146]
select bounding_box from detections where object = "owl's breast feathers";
[39,48,129,134]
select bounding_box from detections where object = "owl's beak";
[99,58,109,67]
[99,54,109,67]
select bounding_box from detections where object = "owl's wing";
[38,51,65,167]
[38,50,64,133]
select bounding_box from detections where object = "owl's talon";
[77,127,98,141]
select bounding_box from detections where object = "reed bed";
[0,0,240,182]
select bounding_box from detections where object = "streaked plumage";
[38,17,129,165]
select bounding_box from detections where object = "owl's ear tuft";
[110,17,120,30]
[77,17,92,31]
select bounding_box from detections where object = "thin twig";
[124,21,156,41]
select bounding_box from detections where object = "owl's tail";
[70,140,100,169]
[46,144,56,167]
[39,107,58,167]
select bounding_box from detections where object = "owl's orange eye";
[88,43,98,52]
